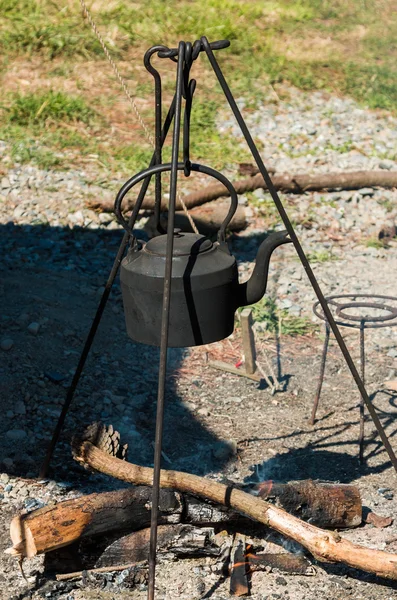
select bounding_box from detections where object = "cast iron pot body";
[120,231,238,347]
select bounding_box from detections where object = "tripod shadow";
[0,222,246,482]
[243,396,397,485]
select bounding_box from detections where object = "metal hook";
[183,79,196,177]
[144,45,170,235]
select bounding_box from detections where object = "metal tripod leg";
[201,35,397,473]
[310,322,330,426]
[359,321,365,463]
[147,42,185,600]
[39,95,178,478]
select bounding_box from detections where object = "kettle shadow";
[0,222,238,482]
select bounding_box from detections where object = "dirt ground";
[1,214,397,600]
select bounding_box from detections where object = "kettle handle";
[114,162,238,242]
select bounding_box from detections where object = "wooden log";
[240,308,256,375]
[70,427,397,581]
[6,486,240,560]
[246,480,362,529]
[247,552,314,575]
[8,479,359,564]
[87,170,397,213]
[95,524,220,568]
[6,487,183,559]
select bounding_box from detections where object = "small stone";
[184,401,197,411]
[378,487,394,500]
[213,440,238,460]
[0,473,10,483]
[16,313,29,326]
[13,206,24,218]
[44,371,66,383]
[6,410,14,418]
[379,159,394,170]
[2,458,14,469]
[225,396,242,404]
[6,429,27,441]
[280,299,292,309]
[387,348,397,358]
[357,187,374,196]
[27,322,40,335]
[24,498,37,510]
[4,484,13,492]
[1,338,13,351]
[197,407,210,417]
[18,485,29,498]
[98,212,114,224]
[14,401,26,415]
[289,304,302,316]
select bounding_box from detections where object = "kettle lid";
[145,230,213,257]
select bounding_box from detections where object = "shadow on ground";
[1,221,256,482]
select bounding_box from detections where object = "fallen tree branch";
[87,170,397,213]
[70,425,397,580]
[181,170,397,208]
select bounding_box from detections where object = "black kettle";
[114,162,291,347]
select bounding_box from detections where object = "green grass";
[1,0,396,172]
[5,90,96,126]
[365,237,388,249]
[306,249,338,263]
[2,0,396,109]
[0,0,104,58]
[247,297,315,336]
[0,90,100,168]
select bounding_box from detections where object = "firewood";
[69,423,397,581]
[6,481,359,563]
[6,487,183,559]
[245,479,362,528]
[6,485,240,560]
[95,524,220,568]
[247,552,314,575]
[230,533,250,596]
[87,170,397,213]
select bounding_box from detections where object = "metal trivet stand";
[39,37,397,600]
[311,294,397,461]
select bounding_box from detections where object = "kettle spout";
[237,230,292,307]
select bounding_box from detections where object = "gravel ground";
[1,86,397,599]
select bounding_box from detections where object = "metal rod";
[359,321,365,463]
[201,35,397,473]
[310,322,330,425]
[39,96,177,478]
[144,46,168,235]
[148,41,185,600]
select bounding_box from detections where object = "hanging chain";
[78,0,198,234]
